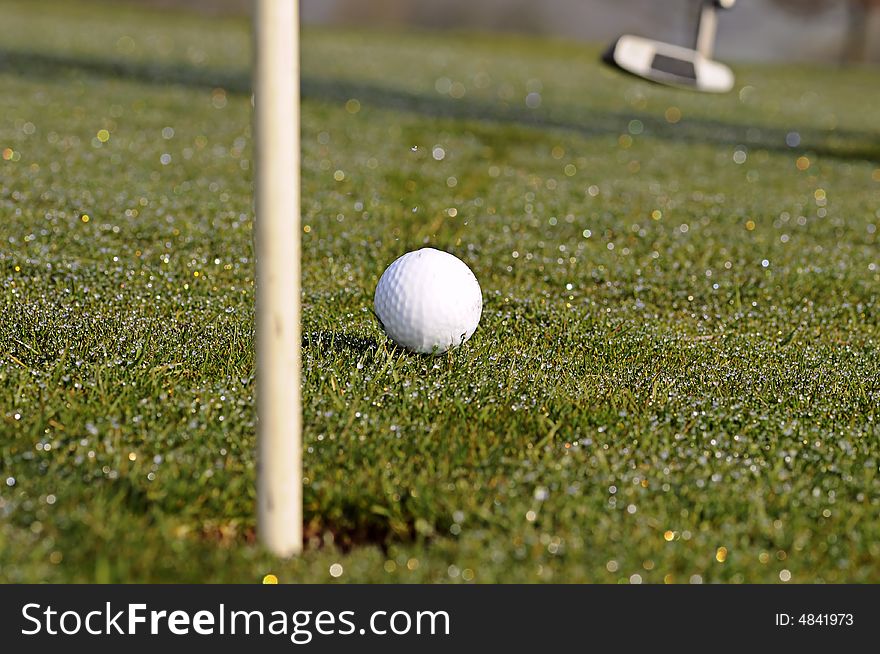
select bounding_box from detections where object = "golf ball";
[374,248,482,354]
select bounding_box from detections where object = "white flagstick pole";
[255,0,302,556]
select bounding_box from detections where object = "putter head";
[603,35,734,93]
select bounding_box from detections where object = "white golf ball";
[374,248,482,354]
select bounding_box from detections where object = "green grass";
[1,0,878,583]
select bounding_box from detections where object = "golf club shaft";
[695,0,718,58]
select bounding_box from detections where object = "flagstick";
[255,0,302,556]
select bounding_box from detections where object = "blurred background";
[121,0,880,63]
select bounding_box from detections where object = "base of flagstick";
[254,0,302,557]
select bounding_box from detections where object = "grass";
[1,0,878,583]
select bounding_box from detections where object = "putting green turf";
[1,0,878,583]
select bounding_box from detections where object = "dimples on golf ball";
[374,248,482,354]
